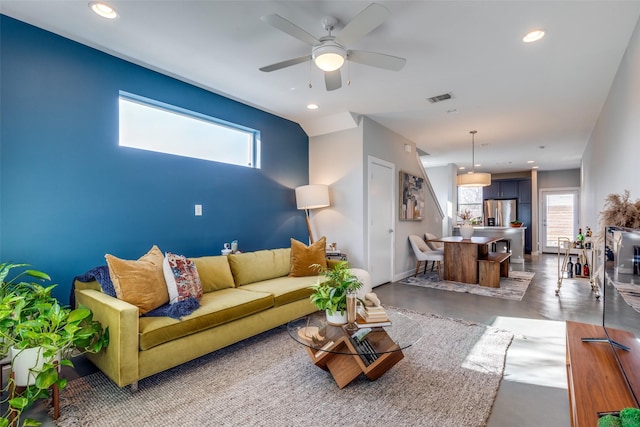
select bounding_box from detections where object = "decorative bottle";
[567,257,574,278]
[576,229,584,249]
[575,256,582,277]
[583,259,589,277]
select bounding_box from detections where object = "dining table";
[430,236,502,284]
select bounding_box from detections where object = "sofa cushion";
[239,275,321,306]
[289,237,326,277]
[163,252,203,304]
[138,288,274,351]
[105,245,169,315]
[227,248,290,286]
[190,255,235,292]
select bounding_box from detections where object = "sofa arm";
[75,289,140,387]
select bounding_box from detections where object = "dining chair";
[408,235,443,279]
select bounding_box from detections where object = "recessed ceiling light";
[527,160,535,164]
[532,165,539,169]
[459,166,466,170]
[90,2,118,19]
[523,29,545,43]
[306,104,318,110]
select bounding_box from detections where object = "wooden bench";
[477,252,511,288]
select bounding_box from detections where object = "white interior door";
[368,157,394,286]
[540,188,579,253]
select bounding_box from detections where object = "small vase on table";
[460,220,474,239]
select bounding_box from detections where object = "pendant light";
[457,130,491,187]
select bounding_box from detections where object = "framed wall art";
[400,171,425,221]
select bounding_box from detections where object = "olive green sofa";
[74,248,334,389]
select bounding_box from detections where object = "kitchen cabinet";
[518,180,532,203]
[483,180,518,199]
[483,178,533,254]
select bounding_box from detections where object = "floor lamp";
[295,184,330,244]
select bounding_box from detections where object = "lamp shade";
[312,42,346,72]
[457,172,492,187]
[295,185,330,210]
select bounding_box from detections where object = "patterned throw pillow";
[163,252,204,304]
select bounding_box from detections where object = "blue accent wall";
[0,15,309,303]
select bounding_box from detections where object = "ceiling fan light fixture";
[312,43,346,72]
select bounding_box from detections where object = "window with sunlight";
[118,92,260,168]
[457,186,484,223]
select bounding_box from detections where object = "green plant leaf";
[8,396,29,410]
[35,368,58,389]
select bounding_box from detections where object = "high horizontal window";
[118,92,260,168]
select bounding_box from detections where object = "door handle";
[389,229,394,233]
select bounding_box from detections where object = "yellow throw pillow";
[105,245,169,315]
[289,237,327,277]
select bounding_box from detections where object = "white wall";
[309,123,365,268]
[425,164,457,236]
[361,117,443,281]
[309,116,443,282]
[582,16,640,231]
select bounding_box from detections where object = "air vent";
[427,93,453,103]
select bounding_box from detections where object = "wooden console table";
[566,321,640,426]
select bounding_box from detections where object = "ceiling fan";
[259,3,406,91]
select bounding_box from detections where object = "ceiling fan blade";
[335,3,390,46]
[347,50,406,71]
[260,14,319,46]
[325,70,342,91]
[259,55,312,72]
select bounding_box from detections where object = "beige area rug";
[399,270,535,301]
[54,310,513,427]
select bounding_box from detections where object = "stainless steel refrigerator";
[484,199,517,227]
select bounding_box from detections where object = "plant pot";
[326,310,348,326]
[460,222,474,239]
[10,346,58,387]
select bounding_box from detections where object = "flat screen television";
[597,226,640,410]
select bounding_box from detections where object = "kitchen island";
[453,226,526,264]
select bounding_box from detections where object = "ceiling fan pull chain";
[347,61,351,86]
[308,61,313,88]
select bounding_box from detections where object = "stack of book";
[356,305,391,328]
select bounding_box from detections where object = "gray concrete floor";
[376,253,640,427]
[12,253,640,426]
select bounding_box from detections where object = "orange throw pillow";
[105,245,169,315]
[289,237,327,277]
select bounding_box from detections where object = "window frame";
[118,91,261,168]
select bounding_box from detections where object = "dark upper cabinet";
[518,180,532,203]
[483,180,520,199]
[483,182,500,199]
[500,181,518,198]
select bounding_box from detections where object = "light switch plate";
[195,204,202,216]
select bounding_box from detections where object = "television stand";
[566,321,640,426]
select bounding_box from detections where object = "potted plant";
[309,261,363,325]
[0,262,109,426]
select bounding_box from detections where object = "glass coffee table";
[287,309,422,388]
